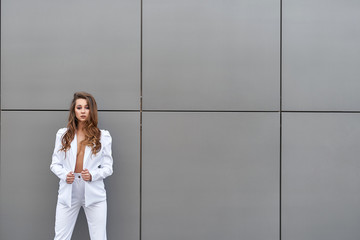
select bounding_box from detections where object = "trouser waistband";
[74,173,83,180]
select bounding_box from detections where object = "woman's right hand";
[66,171,75,184]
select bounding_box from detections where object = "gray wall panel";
[282,0,360,111]
[1,0,140,110]
[142,112,280,240]
[0,112,67,240]
[97,112,140,240]
[143,0,280,110]
[0,111,140,240]
[282,113,360,240]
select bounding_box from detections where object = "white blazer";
[50,128,113,207]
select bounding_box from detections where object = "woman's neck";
[77,122,85,132]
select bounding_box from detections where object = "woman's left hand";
[81,169,92,182]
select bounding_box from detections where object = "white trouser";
[54,173,107,240]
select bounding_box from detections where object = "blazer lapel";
[83,146,91,169]
[70,134,77,171]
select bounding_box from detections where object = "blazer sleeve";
[90,130,114,182]
[50,128,68,181]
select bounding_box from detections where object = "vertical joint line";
[139,0,143,240]
[279,0,283,240]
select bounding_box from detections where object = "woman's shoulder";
[100,129,111,137]
[56,128,67,136]
[100,130,112,143]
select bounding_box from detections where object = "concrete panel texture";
[142,112,280,240]
[1,0,360,240]
[282,0,360,111]
[282,113,360,240]
[143,0,280,111]
[1,0,140,110]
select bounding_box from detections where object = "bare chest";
[74,134,86,172]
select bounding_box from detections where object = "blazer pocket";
[87,180,106,197]
[57,180,72,206]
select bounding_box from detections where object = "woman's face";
[75,98,90,122]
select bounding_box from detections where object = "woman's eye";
[77,107,81,110]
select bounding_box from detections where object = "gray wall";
[1,0,360,240]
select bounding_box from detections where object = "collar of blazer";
[70,133,92,170]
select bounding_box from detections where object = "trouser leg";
[54,173,83,240]
[54,202,81,240]
[84,201,107,240]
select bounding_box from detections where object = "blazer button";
[78,176,81,178]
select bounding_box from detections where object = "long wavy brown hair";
[60,92,101,155]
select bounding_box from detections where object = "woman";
[50,92,113,240]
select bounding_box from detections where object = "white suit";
[50,128,113,240]
[51,128,113,207]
